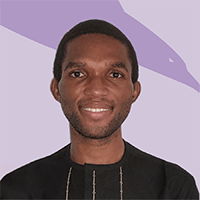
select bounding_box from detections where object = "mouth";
[82,108,109,112]
[79,106,112,121]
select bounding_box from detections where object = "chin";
[78,129,114,140]
[74,119,121,140]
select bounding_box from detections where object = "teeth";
[83,108,108,112]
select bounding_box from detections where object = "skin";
[51,34,141,165]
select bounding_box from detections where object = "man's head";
[53,19,139,84]
[51,19,141,140]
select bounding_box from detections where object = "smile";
[83,108,109,112]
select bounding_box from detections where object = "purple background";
[0,0,199,92]
[0,0,199,190]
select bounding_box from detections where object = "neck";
[70,125,124,165]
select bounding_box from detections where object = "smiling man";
[1,19,199,199]
[51,33,139,166]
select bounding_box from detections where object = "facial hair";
[60,96,132,140]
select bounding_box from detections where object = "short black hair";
[53,19,139,83]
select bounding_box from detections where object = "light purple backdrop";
[0,0,199,190]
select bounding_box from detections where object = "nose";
[84,76,109,98]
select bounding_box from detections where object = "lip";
[81,108,111,120]
[79,104,113,120]
[82,108,109,112]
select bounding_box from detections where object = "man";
[0,19,199,199]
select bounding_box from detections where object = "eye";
[71,70,84,78]
[110,72,123,78]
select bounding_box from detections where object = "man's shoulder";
[125,140,191,176]
[1,144,70,176]
[6,144,70,173]
[125,141,199,198]
[0,144,71,198]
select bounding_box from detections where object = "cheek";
[114,85,133,112]
[59,81,77,100]
[116,83,133,99]
[59,82,84,113]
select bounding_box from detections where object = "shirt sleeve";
[1,175,28,199]
[167,172,199,199]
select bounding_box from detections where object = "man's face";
[55,34,139,139]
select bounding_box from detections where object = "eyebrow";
[111,62,128,72]
[63,62,84,71]
[63,61,128,72]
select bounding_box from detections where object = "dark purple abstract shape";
[0,1,199,92]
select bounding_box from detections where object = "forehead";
[63,34,131,72]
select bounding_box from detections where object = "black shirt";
[1,141,199,199]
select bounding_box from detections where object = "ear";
[50,78,61,102]
[132,81,141,103]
